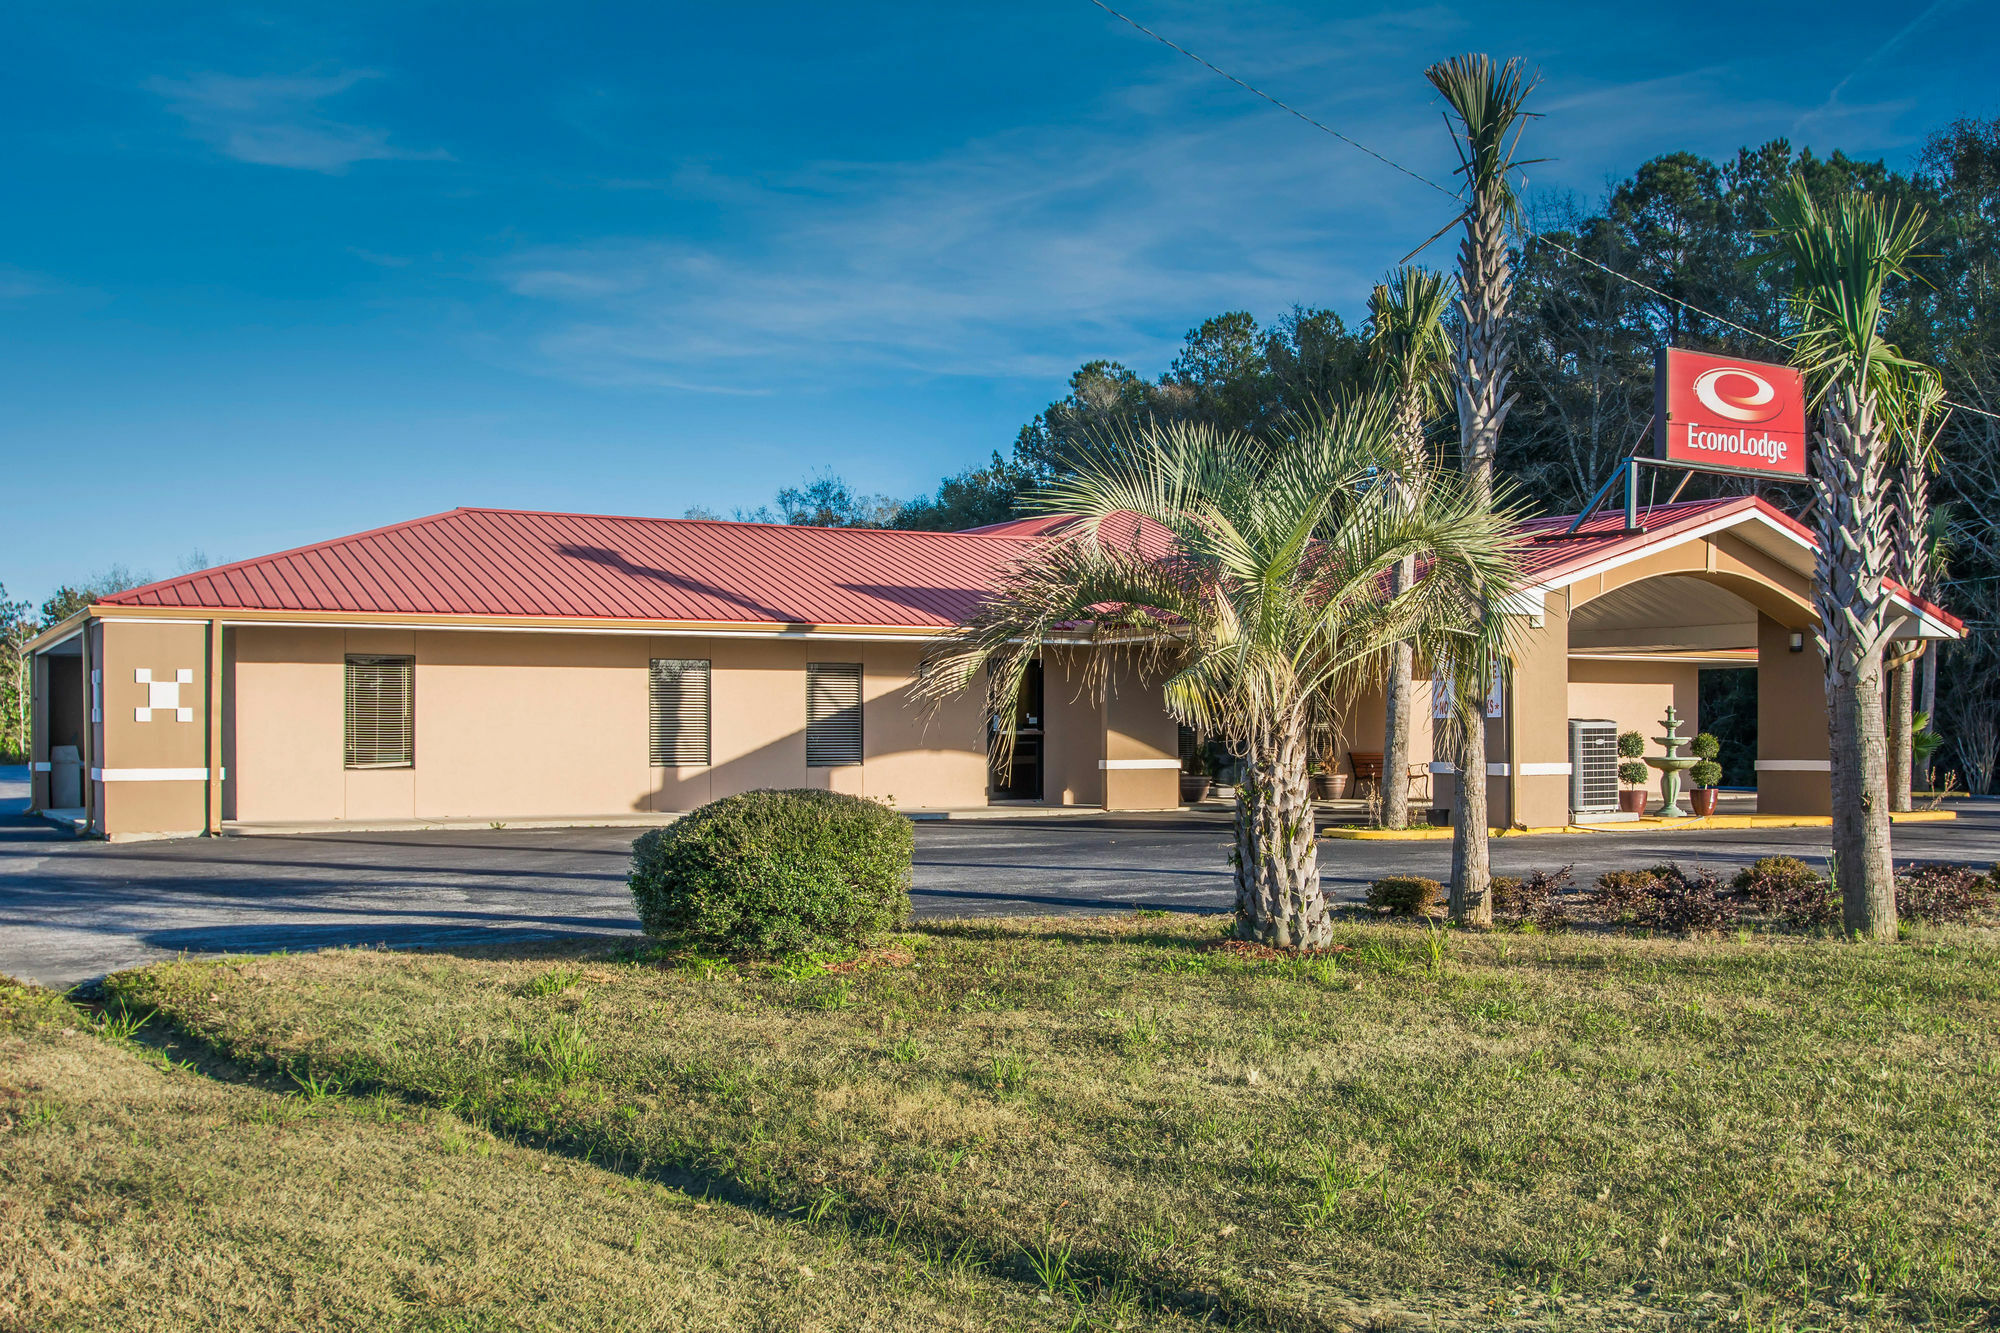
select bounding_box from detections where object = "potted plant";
[1617,730,1649,814]
[1180,747,1213,805]
[1689,731,1722,816]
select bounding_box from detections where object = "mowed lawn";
[9,915,2000,1331]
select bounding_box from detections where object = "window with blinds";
[805,662,862,766]
[344,655,414,769]
[649,659,711,766]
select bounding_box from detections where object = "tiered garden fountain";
[1644,704,1699,817]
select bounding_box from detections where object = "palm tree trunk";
[1888,659,1913,813]
[1448,704,1492,925]
[1815,386,1897,939]
[1233,721,1331,949]
[1382,557,1416,830]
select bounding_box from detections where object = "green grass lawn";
[11,915,2000,1330]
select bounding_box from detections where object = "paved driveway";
[3,775,1996,987]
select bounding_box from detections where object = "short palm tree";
[1426,54,1539,924]
[1886,367,1948,810]
[1764,175,1930,939]
[918,398,1519,948]
[1367,267,1456,830]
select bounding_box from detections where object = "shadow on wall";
[631,679,985,814]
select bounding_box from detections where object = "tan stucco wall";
[1566,661,1702,759]
[1103,658,1179,811]
[92,619,216,838]
[1756,613,1832,816]
[225,628,990,825]
[1041,648,1104,807]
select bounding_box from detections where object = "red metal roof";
[99,494,1961,636]
[100,508,1043,630]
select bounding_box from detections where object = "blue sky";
[5,0,1994,605]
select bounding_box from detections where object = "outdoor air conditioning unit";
[1568,719,1619,817]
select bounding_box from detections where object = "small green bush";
[1366,876,1443,918]
[629,789,913,957]
[1618,759,1651,787]
[1691,731,1721,760]
[1690,759,1723,788]
[1617,730,1645,759]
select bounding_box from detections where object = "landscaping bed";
[87,913,2000,1331]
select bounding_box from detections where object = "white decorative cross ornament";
[135,668,195,723]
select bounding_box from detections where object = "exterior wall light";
[1788,631,1805,653]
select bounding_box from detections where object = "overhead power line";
[1085,0,2000,425]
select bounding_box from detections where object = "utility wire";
[1087,0,2000,424]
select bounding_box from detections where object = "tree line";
[742,117,2000,798]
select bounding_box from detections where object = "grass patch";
[88,918,2000,1330]
[0,977,1212,1332]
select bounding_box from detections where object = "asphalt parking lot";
[3,763,1996,987]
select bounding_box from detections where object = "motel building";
[20,494,1962,841]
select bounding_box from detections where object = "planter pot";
[1689,788,1719,817]
[1311,774,1348,801]
[1179,775,1213,804]
[1618,789,1648,815]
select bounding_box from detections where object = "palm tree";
[1425,54,1538,925]
[918,399,1519,948]
[1888,369,1948,811]
[1764,175,1930,939]
[1366,267,1455,829]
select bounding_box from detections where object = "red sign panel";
[1653,348,1808,477]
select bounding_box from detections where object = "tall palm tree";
[1764,176,1930,939]
[1887,369,1948,810]
[1367,267,1456,829]
[918,399,1519,948]
[1425,54,1538,925]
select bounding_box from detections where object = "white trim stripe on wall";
[1099,759,1181,769]
[1755,759,1833,771]
[1428,762,1569,776]
[91,768,222,782]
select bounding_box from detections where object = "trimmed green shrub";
[1366,875,1443,918]
[629,789,913,957]
[1691,759,1723,789]
[1617,730,1645,759]
[1618,759,1651,787]
[1691,731,1721,761]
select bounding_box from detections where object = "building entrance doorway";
[989,659,1044,801]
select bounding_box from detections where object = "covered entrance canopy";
[1427,495,1963,827]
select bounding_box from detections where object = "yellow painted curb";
[1322,809,1957,841]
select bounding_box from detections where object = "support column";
[1496,594,1572,829]
[1755,612,1832,815]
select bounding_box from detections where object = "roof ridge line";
[449,505,1044,543]
[95,509,474,606]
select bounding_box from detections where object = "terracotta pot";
[1310,774,1337,800]
[1325,773,1350,799]
[1179,774,1212,804]
[1618,789,1648,815]
[1689,788,1719,817]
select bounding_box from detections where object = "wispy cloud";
[0,266,62,300]
[148,69,446,173]
[495,13,1457,394]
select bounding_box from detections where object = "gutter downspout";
[1505,656,1520,832]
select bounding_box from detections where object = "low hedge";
[629,789,913,957]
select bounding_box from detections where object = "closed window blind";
[805,662,862,766]
[649,659,711,766]
[345,655,414,769]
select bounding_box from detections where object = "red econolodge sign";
[1653,348,1808,478]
